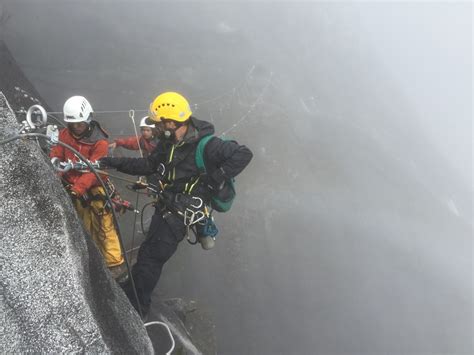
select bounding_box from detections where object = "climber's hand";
[98,157,118,169]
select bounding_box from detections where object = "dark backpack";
[195,135,236,212]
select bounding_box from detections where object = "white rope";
[126,245,141,254]
[15,63,268,142]
[144,321,175,355]
[17,64,258,121]
[128,109,144,158]
[220,71,273,137]
[39,109,148,115]
[192,64,256,108]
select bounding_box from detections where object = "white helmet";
[139,116,155,128]
[63,96,93,123]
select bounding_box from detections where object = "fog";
[2,1,472,354]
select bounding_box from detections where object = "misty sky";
[355,2,472,188]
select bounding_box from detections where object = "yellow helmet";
[149,92,192,123]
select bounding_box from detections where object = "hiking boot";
[198,236,215,250]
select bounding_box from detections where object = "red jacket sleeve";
[115,136,140,150]
[71,140,109,196]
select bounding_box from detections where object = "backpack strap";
[195,135,215,175]
[194,134,236,213]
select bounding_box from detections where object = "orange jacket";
[50,121,109,196]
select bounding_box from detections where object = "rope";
[128,109,144,158]
[129,190,141,261]
[126,245,141,254]
[24,109,149,115]
[98,171,138,184]
[191,64,256,108]
[122,109,145,265]
[47,113,66,128]
[12,64,259,121]
[220,71,273,137]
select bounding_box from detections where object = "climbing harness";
[125,177,215,245]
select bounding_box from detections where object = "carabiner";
[184,209,195,226]
[190,196,203,209]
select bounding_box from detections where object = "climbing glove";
[99,157,118,169]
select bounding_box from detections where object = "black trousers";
[123,210,186,313]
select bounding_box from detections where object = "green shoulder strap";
[195,134,236,212]
[195,135,214,174]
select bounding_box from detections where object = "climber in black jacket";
[100,92,252,317]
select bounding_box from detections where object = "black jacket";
[107,117,253,200]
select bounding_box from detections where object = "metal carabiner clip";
[157,163,166,177]
[192,211,206,225]
[184,208,206,226]
[190,196,203,209]
[184,209,196,226]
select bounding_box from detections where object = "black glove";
[99,157,118,169]
[209,167,227,191]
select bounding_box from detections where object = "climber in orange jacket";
[50,95,125,275]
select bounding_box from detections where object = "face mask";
[160,129,175,141]
[160,120,183,141]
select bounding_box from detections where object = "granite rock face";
[0,92,153,353]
